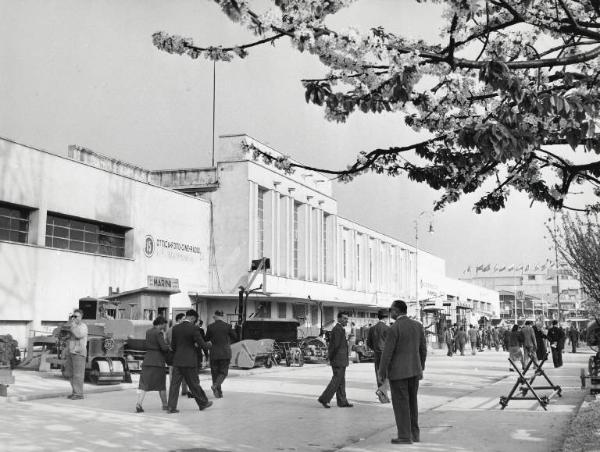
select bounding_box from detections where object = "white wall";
[0,138,211,343]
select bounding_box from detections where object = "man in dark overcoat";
[206,310,237,398]
[167,309,212,413]
[379,300,427,445]
[318,311,353,408]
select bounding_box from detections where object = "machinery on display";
[19,297,153,385]
[580,318,600,394]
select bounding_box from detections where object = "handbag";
[164,348,174,366]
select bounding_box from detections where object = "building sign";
[147,275,180,290]
[143,234,203,262]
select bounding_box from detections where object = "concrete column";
[248,182,257,261]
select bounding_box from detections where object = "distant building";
[461,263,587,324]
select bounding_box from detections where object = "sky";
[0,0,587,277]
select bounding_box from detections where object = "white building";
[0,134,499,344]
[0,137,211,344]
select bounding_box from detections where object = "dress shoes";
[67,394,83,400]
[391,438,413,444]
[337,402,354,408]
[412,434,420,443]
[167,408,179,414]
[199,401,213,411]
[211,384,220,398]
[317,398,331,408]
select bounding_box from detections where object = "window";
[552,285,558,294]
[369,247,374,283]
[254,301,271,318]
[293,201,300,278]
[322,214,328,280]
[277,302,287,319]
[356,243,361,281]
[45,213,127,257]
[343,239,347,278]
[257,187,267,258]
[0,202,31,243]
[528,274,536,280]
[323,306,334,323]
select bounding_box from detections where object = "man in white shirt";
[64,309,88,400]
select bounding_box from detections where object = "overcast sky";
[1,0,588,277]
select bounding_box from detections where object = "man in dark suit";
[379,300,427,445]
[206,309,237,398]
[367,309,390,403]
[318,311,352,408]
[167,309,212,413]
[547,320,565,368]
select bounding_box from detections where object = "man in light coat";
[521,320,537,363]
[367,309,390,403]
[63,309,88,400]
[379,300,427,445]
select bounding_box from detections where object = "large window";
[322,214,328,280]
[257,187,267,258]
[45,213,127,257]
[293,201,300,278]
[0,202,31,243]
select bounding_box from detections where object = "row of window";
[0,201,127,257]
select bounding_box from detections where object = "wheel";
[88,361,100,385]
[581,368,587,388]
[286,356,291,367]
[298,353,304,367]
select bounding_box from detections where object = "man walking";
[547,320,565,368]
[568,324,579,353]
[167,309,212,413]
[468,325,478,355]
[367,309,390,403]
[521,321,537,363]
[206,310,237,398]
[318,312,353,408]
[379,300,427,445]
[64,309,88,400]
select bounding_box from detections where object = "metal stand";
[499,353,561,410]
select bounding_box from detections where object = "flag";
[508,264,514,271]
[483,264,491,271]
[498,265,506,271]
[476,264,483,272]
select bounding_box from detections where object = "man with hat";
[206,309,238,398]
[367,309,391,403]
[167,309,212,413]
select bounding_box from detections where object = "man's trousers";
[64,353,86,396]
[210,359,230,392]
[168,366,209,410]
[320,366,348,405]
[389,376,420,442]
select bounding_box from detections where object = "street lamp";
[415,211,434,323]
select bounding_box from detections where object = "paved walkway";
[0,348,595,451]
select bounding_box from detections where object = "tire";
[298,353,304,367]
[88,361,100,385]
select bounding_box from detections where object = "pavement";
[0,347,597,452]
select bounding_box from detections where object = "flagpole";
[211,60,216,167]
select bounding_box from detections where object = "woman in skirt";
[136,316,169,412]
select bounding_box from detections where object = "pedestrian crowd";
[441,320,585,370]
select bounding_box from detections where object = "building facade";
[1,134,500,344]
[0,138,211,344]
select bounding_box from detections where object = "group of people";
[136,308,237,413]
[60,308,237,414]
[443,324,503,356]
[318,300,427,445]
